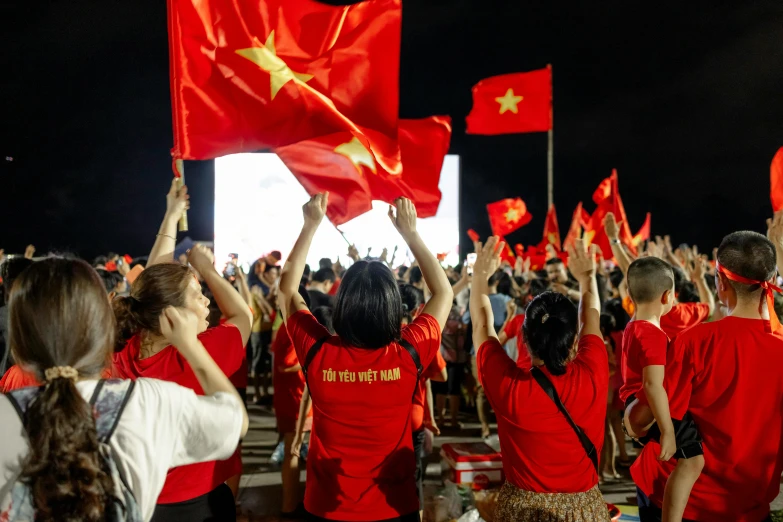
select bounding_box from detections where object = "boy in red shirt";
[622,257,704,522]
[631,230,783,522]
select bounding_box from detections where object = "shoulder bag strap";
[398,338,423,401]
[530,367,599,473]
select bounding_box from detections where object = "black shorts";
[625,395,703,459]
[150,483,236,522]
[432,362,464,396]
[412,429,426,510]
[249,330,272,375]
[306,511,420,522]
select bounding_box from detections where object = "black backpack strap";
[530,367,598,473]
[91,379,136,443]
[302,337,329,384]
[399,338,423,401]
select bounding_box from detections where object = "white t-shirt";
[0,378,244,522]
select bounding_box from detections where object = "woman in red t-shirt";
[112,180,252,522]
[471,237,610,522]
[278,194,453,522]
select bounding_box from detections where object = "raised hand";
[474,236,503,281]
[303,193,328,228]
[565,239,597,286]
[166,177,190,219]
[24,244,35,259]
[188,244,216,275]
[604,212,620,241]
[388,197,418,240]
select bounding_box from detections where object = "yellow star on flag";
[335,137,377,175]
[548,233,558,244]
[495,88,524,114]
[236,31,314,100]
[504,208,520,222]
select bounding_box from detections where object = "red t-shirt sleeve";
[636,325,668,368]
[424,347,447,380]
[287,310,332,365]
[476,338,516,401]
[401,313,443,368]
[576,334,609,375]
[502,314,524,340]
[688,303,710,323]
[0,365,40,392]
[196,323,245,377]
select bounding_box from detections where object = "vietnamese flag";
[771,147,783,211]
[631,213,651,249]
[487,198,533,237]
[168,0,402,173]
[562,202,589,251]
[275,117,450,225]
[537,204,561,251]
[586,170,635,256]
[466,67,552,135]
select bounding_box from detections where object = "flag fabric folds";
[167,0,402,173]
[537,204,561,251]
[771,147,783,212]
[631,213,652,249]
[586,169,635,256]
[487,198,533,237]
[466,67,552,135]
[275,116,451,225]
[562,202,588,251]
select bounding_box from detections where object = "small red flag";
[467,229,480,242]
[487,198,533,237]
[168,0,402,173]
[537,204,561,251]
[499,240,515,266]
[586,170,635,256]
[514,244,525,258]
[563,202,585,251]
[631,213,651,248]
[275,117,450,225]
[771,147,783,211]
[466,67,552,135]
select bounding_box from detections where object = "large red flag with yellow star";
[275,117,451,225]
[465,67,552,135]
[167,0,402,173]
[487,198,533,237]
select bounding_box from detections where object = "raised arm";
[470,237,502,350]
[234,265,252,306]
[688,256,716,317]
[604,212,633,275]
[451,264,471,297]
[188,245,252,345]
[279,193,328,322]
[566,239,601,339]
[389,198,453,329]
[148,178,190,267]
[160,306,249,437]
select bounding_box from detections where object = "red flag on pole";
[631,213,651,249]
[275,117,450,225]
[466,68,552,135]
[167,0,402,173]
[487,198,533,237]
[771,147,783,211]
[537,204,561,251]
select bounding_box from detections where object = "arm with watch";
[604,212,633,275]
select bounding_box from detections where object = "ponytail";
[21,375,115,522]
[523,291,578,376]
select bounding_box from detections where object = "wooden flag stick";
[174,159,189,232]
[334,225,352,247]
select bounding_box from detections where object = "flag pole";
[547,63,554,209]
[174,159,189,232]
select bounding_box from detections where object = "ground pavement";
[236,403,783,522]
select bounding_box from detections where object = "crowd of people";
[2,179,783,522]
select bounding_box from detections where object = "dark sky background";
[2,1,782,259]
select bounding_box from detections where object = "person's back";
[277,194,453,521]
[632,229,783,521]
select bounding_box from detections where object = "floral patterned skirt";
[494,482,611,522]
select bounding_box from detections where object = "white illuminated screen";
[214,153,460,269]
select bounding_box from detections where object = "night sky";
[2,1,782,259]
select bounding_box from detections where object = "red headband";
[716,262,782,333]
